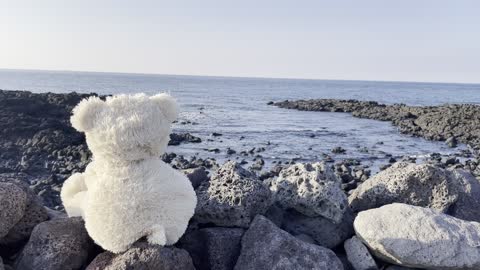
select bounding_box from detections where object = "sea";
[2,69,480,171]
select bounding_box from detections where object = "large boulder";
[86,242,195,270]
[0,180,48,251]
[178,227,244,270]
[195,161,272,227]
[348,162,458,213]
[354,203,480,269]
[282,208,354,248]
[0,183,28,238]
[234,215,343,270]
[268,162,347,223]
[15,217,94,270]
[344,236,378,270]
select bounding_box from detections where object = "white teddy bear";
[60,93,197,253]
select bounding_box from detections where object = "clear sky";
[1,0,479,83]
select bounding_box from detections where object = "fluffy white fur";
[61,93,197,253]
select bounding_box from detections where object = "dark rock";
[195,161,272,227]
[169,133,202,145]
[226,148,236,155]
[183,167,209,189]
[332,146,346,154]
[282,208,354,249]
[161,152,177,164]
[448,170,480,222]
[15,217,94,270]
[446,136,458,148]
[178,227,244,270]
[87,242,194,270]
[234,215,343,270]
[211,132,223,137]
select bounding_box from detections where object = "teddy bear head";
[70,93,178,161]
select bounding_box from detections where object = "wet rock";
[348,162,458,213]
[282,208,354,248]
[195,161,272,227]
[234,215,343,270]
[15,217,94,270]
[268,162,347,223]
[354,203,480,270]
[344,236,378,270]
[0,183,28,238]
[183,167,209,189]
[178,227,244,270]
[445,136,458,148]
[332,147,346,154]
[168,133,202,145]
[249,158,264,171]
[161,152,177,164]
[226,148,236,155]
[87,242,194,270]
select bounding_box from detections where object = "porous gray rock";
[15,217,94,270]
[234,215,343,270]
[348,162,458,212]
[354,203,480,270]
[268,162,347,223]
[344,236,378,270]
[178,227,244,270]
[195,161,272,227]
[0,183,28,238]
[0,179,49,251]
[86,242,195,270]
[282,208,354,248]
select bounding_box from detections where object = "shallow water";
[1,69,480,170]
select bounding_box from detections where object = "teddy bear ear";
[150,93,179,122]
[70,96,106,132]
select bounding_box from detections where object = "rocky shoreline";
[1,89,480,270]
[270,99,480,152]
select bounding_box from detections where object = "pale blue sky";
[1,0,479,83]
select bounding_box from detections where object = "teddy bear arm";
[61,173,88,217]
